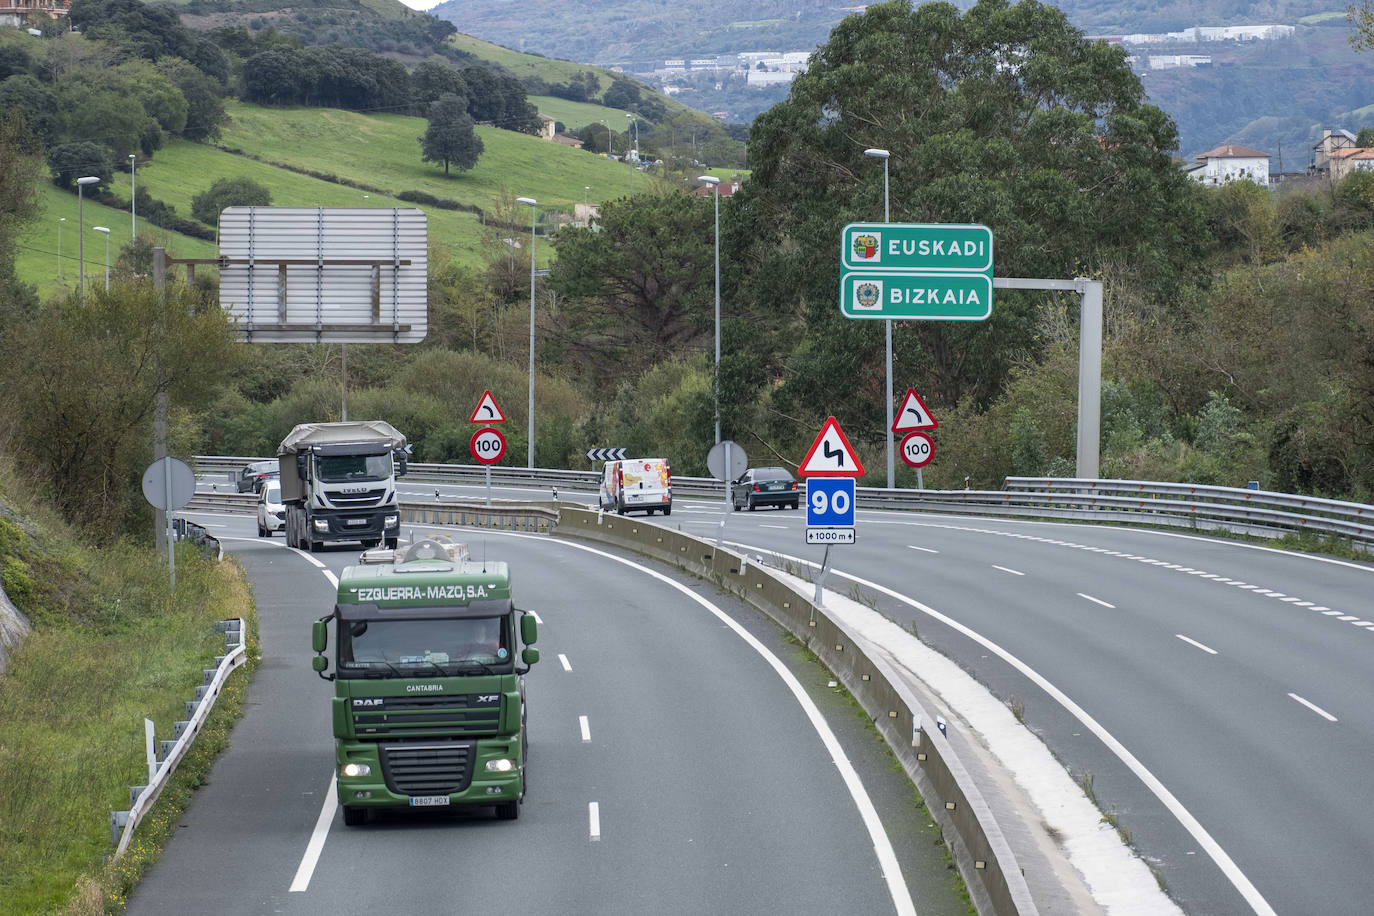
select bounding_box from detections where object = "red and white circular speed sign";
[469,427,507,465]
[899,431,935,468]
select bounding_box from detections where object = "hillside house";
[0,0,67,26]
[1328,147,1374,182]
[1311,129,1357,176]
[1185,144,1270,186]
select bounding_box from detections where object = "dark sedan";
[731,467,800,510]
[236,460,279,493]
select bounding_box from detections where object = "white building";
[1185,145,1271,186]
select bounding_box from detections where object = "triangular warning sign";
[469,390,507,424]
[798,416,865,478]
[892,388,938,433]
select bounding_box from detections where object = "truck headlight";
[341,762,371,777]
[313,519,329,532]
[384,515,399,528]
[485,758,515,773]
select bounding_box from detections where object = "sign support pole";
[485,465,491,507]
[812,545,831,607]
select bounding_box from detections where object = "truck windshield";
[316,454,392,482]
[338,615,510,676]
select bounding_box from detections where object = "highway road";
[128,500,968,916]
[166,475,1374,914]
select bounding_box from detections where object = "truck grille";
[351,693,501,738]
[329,488,387,508]
[379,740,476,795]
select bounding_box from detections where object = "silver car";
[257,480,285,537]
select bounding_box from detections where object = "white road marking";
[992,565,1024,576]
[908,546,939,554]
[579,715,591,743]
[760,524,790,529]
[559,653,572,671]
[1288,693,1338,722]
[290,775,337,892]
[530,611,543,625]
[1175,634,1219,655]
[1079,593,1115,608]
[589,801,601,841]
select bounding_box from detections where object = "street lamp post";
[517,196,538,468]
[76,176,99,302]
[93,226,110,290]
[56,217,65,279]
[863,148,895,489]
[584,186,590,226]
[698,176,721,446]
[129,154,137,239]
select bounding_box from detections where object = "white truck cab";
[599,458,672,516]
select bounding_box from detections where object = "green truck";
[311,538,540,825]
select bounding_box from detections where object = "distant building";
[1311,129,1358,177]
[0,0,68,26]
[1185,145,1271,186]
[1328,147,1374,182]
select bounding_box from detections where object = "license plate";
[767,484,783,490]
[345,518,368,527]
[410,795,450,807]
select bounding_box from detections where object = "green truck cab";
[311,538,539,825]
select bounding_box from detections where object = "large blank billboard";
[219,207,427,343]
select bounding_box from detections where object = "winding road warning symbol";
[798,417,865,478]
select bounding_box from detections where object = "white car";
[257,480,285,537]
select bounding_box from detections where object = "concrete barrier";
[554,505,1037,916]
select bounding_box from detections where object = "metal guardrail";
[191,458,1374,553]
[111,619,247,857]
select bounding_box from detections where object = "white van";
[599,458,672,516]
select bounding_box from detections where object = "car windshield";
[338,615,510,676]
[316,454,391,482]
[262,483,280,502]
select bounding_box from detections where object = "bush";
[191,177,271,226]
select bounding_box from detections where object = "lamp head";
[516,197,536,207]
[863,148,890,160]
[698,175,720,186]
[92,226,109,234]
[77,176,100,186]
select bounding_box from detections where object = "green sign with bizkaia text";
[840,222,994,321]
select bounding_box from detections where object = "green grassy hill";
[17,99,668,295]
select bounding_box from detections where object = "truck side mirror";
[296,453,308,479]
[521,647,540,666]
[520,613,538,646]
[312,656,328,673]
[312,619,328,653]
[394,449,408,477]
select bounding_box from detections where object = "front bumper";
[335,739,523,810]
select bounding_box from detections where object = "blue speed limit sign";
[806,477,855,527]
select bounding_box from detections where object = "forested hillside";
[2,0,1373,556]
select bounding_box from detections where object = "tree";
[547,192,715,382]
[0,279,240,536]
[46,141,113,190]
[0,115,42,321]
[0,75,62,144]
[410,59,467,115]
[1350,1,1374,52]
[733,0,1210,438]
[420,93,482,175]
[157,57,227,142]
[191,177,271,226]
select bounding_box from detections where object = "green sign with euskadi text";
[840,222,994,321]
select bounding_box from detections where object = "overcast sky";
[398,0,443,9]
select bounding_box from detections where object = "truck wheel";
[663,504,671,516]
[496,800,520,820]
[385,538,398,550]
[341,805,367,826]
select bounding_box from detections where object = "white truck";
[277,420,408,552]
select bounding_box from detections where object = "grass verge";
[0,480,257,916]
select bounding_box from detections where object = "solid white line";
[908,546,939,554]
[290,775,338,892]
[1079,593,1115,608]
[579,715,591,743]
[559,653,572,671]
[992,565,1024,576]
[1288,693,1338,722]
[1175,634,1219,655]
[588,801,601,841]
[760,524,790,529]
[727,540,1277,916]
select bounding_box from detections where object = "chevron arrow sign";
[586,448,628,462]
